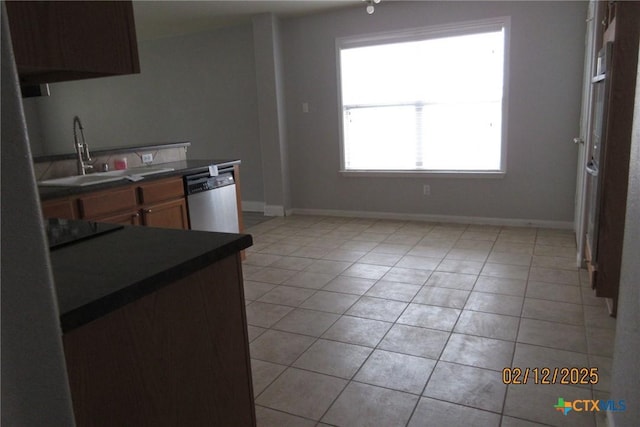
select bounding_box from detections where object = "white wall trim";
[241,200,265,212]
[243,202,574,227]
[335,16,511,175]
[242,201,291,217]
[291,208,574,229]
[264,204,286,217]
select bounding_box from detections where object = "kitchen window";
[337,18,509,175]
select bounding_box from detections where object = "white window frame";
[336,17,511,178]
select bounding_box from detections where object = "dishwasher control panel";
[185,171,234,195]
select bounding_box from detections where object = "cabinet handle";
[144,209,152,213]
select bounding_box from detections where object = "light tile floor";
[241,215,616,427]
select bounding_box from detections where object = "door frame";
[574,1,601,267]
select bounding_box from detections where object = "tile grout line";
[499,225,537,425]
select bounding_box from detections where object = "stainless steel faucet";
[73,116,93,175]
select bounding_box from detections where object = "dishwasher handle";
[184,167,235,184]
[184,171,211,182]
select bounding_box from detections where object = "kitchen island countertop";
[50,220,252,332]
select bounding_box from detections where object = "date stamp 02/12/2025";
[501,367,599,385]
[502,368,628,416]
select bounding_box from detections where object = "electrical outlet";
[141,153,153,164]
[423,184,431,196]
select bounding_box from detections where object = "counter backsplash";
[33,143,189,181]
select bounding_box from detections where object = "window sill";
[339,170,506,179]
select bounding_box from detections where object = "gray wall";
[24,1,586,222]
[609,42,640,427]
[253,14,292,213]
[23,24,265,203]
[1,5,75,425]
[281,1,587,222]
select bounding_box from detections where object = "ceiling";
[132,0,361,40]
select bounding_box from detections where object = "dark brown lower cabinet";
[141,198,189,230]
[42,177,189,230]
[41,197,78,220]
[93,210,141,226]
[62,254,256,426]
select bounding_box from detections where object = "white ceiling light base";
[363,0,381,15]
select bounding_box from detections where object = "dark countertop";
[50,220,252,333]
[39,159,240,200]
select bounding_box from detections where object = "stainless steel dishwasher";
[184,169,239,233]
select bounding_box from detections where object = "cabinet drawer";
[78,186,137,219]
[42,197,77,219]
[138,177,184,205]
[93,210,141,226]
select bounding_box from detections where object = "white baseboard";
[576,252,585,269]
[242,203,574,228]
[241,201,292,217]
[241,201,265,212]
[290,207,574,229]
[264,204,285,217]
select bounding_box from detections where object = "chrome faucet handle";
[82,142,92,162]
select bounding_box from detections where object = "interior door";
[574,1,600,267]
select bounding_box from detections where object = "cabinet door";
[78,186,137,219]
[138,177,185,205]
[62,255,256,426]
[142,198,188,230]
[6,0,140,84]
[42,197,77,219]
[93,210,141,227]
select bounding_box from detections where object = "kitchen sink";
[37,167,175,187]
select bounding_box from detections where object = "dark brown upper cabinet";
[5,1,140,85]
